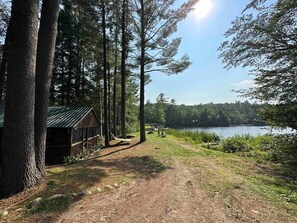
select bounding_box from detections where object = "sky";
[145,0,255,105]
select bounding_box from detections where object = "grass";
[165,130,297,213]
[166,129,220,144]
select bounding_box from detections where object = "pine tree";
[131,0,197,142]
[0,0,40,197]
[35,0,60,178]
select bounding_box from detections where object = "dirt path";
[57,159,235,223]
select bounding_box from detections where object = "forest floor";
[1,132,297,223]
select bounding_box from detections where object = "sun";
[194,0,213,19]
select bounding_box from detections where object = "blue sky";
[145,0,254,105]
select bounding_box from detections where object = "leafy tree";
[50,0,101,106]
[145,95,265,128]
[131,0,197,142]
[219,0,297,130]
[0,2,10,40]
[217,110,229,127]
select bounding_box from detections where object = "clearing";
[1,133,297,223]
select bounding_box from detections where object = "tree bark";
[0,0,40,197]
[101,0,110,146]
[67,36,72,106]
[35,0,60,178]
[108,62,111,138]
[112,0,119,135]
[113,22,119,135]
[139,0,146,142]
[120,0,127,139]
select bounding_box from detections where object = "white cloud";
[234,79,255,88]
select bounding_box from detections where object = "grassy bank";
[166,129,297,167]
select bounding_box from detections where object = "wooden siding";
[75,110,100,128]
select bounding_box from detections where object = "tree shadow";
[45,167,107,195]
[117,155,169,178]
[254,164,297,204]
[84,141,141,161]
[257,164,297,181]
[10,143,168,222]
[87,155,169,179]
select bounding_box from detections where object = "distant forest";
[145,94,265,127]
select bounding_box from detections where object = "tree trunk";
[0,0,40,197]
[108,63,111,138]
[61,46,65,105]
[139,0,146,142]
[113,23,118,135]
[67,38,72,106]
[120,0,127,139]
[112,43,118,135]
[101,0,110,146]
[81,59,85,101]
[35,0,60,178]
[98,78,103,136]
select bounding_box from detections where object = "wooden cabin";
[0,106,102,164]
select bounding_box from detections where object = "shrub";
[221,135,252,153]
[63,155,77,164]
[268,134,297,167]
[250,134,277,151]
[221,133,297,167]
[63,143,103,164]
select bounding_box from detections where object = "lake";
[182,126,295,138]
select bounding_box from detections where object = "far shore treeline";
[145,94,265,128]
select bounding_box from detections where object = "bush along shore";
[166,129,297,168]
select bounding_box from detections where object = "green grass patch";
[166,129,220,144]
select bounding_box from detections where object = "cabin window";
[73,128,83,143]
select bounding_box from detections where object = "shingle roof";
[0,106,97,128]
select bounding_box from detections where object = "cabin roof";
[47,106,97,128]
[0,106,99,128]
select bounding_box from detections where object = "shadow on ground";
[86,155,168,179]
[254,164,297,204]
[10,142,169,223]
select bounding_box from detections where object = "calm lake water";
[182,126,295,138]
